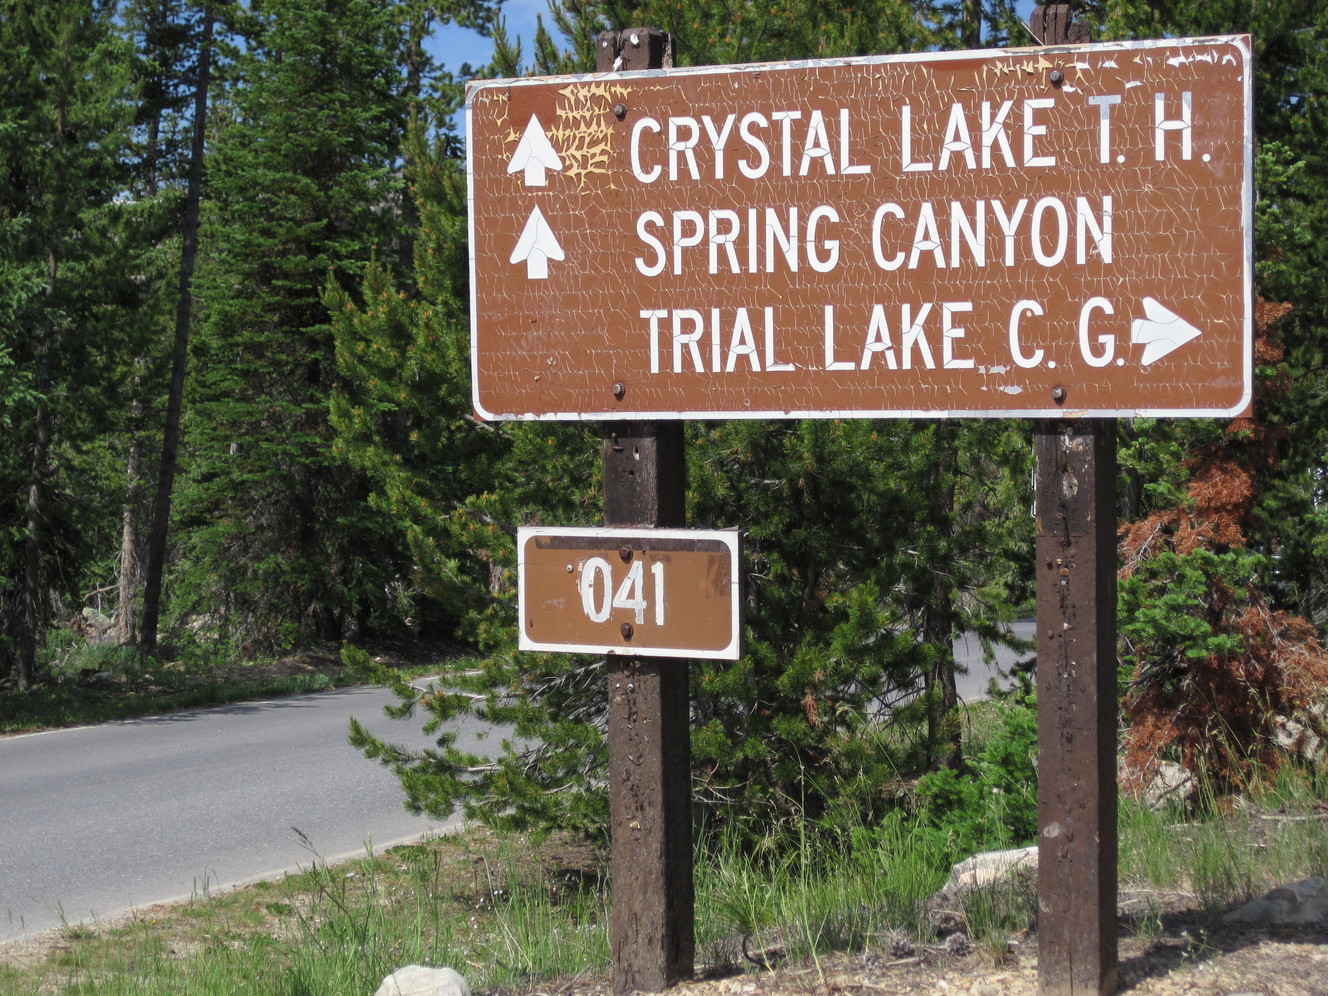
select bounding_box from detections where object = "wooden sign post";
[601,419,695,991]
[1033,12,1116,994]
[1035,420,1119,995]
[597,34,694,995]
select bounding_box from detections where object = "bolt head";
[612,381,626,399]
[612,103,628,120]
[1052,386,1067,404]
[619,546,633,562]
[1049,68,1064,85]
[620,623,634,640]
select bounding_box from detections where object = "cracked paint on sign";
[465,37,1253,420]
[553,82,629,188]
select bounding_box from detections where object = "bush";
[915,696,1039,863]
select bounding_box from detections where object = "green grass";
[0,658,341,736]
[5,781,1328,995]
[2,631,465,736]
[1,830,607,996]
[1119,766,1328,922]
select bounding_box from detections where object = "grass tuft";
[0,637,347,735]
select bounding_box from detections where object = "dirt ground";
[524,918,1328,996]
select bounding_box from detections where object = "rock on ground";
[1225,876,1328,927]
[374,965,473,996]
[942,845,1039,896]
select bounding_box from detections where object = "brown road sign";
[518,527,742,659]
[467,36,1252,420]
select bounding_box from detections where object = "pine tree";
[110,0,219,647]
[1093,0,1328,624]
[1087,0,1328,793]
[0,0,134,686]
[0,216,44,676]
[178,0,410,649]
[138,0,217,651]
[1118,300,1328,796]
[336,119,609,834]
[329,122,520,642]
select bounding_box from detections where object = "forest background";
[3,0,1328,847]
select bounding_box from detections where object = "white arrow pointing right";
[507,115,564,187]
[510,205,565,280]
[1131,297,1205,366]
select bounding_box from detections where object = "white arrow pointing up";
[1131,297,1205,366]
[507,115,563,187]
[510,205,565,280]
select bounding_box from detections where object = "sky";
[426,0,1044,139]
[426,0,552,78]
[425,0,1046,79]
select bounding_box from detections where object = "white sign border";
[517,526,743,660]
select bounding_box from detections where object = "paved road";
[953,619,1037,703]
[0,684,486,944]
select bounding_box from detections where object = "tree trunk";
[20,389,50,692]
[118,413,142,645]
[18,50,72,689]
[961,0,980,47]
[140,4,213,650]
[400,4,428,251]
[20,240,60,691]
[922,423,962,770]
[119,86,164,647]
[919,0,981,769]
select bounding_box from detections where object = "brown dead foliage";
[1120,298,1328,798]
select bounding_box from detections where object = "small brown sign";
[518,527,742,658]
[467,36,1251,420]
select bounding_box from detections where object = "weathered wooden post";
[1035,420,1118,995]
[601,421,694,994]
[595,31,695,996]
[1031,10,1119,995]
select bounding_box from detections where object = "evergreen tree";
[1118,300,1328,796]
[0,0,134,686]
[1093,0,1328,624]
[0,216,44,675]
[335,121,608,834]
[0,221,42,420]
[1083,0,1328,792]
[329,123,519,642]
[178,0,410,649]
[137,0,217,651]
[110,0,219,647]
